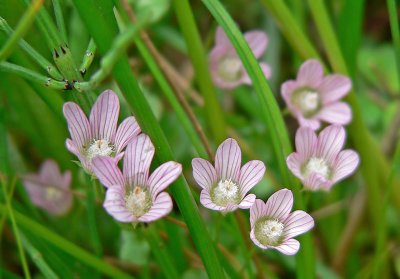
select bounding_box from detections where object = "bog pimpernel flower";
[23,160,73,216]
[286,125,360,191]
[210,27,271,89]
[63,90,141,174]
[250,189,314,255]
[192,138,266,212]
[281,59,352,130]
[91,134,182,223]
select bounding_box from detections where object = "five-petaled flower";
[286,125,360,191]
[63,90,141,174]
[210,27,271,89]
[281,59,352,130]
[23,160,73,216]
[92,134,182,223]
[192,138,266,212]
[250,189,314,255]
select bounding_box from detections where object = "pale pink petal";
[66,139,80,157]
[331,150,360,184]
[238,194,256,209]
[298,115,321,130]
[48,192,73,216]
[103,185,135,223]
[250,228,269,249]
[244,31,268,59]
[250,199,267,227]
[317,102,352,126]
[283,210,314,240]
[199,189,226,211]
[281,80,299,106]
[297,59,324,87]
[89,90,120,142]
[92,157,125,188]
[192,158,218,190]
[264,189,293,220]
[215,26,230,46]
[274,239,300,255]
[242,62,271,85]
[286,153,303,179]
[148,162,182,197]
[303,172,331,191]
[318,75,352,104]
[63,102,91,149]
[139,192,173,223]
[114,116,141,154]
[316,125,346,163]
[39,160,62,185]
[215,138,241,181]
[295,127,318,160]
[238,160,266,196]
[123,134,154,187]
[61,171,72,189]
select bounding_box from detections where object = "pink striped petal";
[215,26,230,46]
[63,102,91,149]
[303,172,331,191]
[238,194,256,209]
[123,134,154,187]
[92,156,125,188]
[317,102,352,125]
[283,210,314,240]
[244,31,268,59]
[115,116,141,154]
[264,189,293,220]
[298,115,321,130]
[286,153,303,179]
[316,125,345,163]
[295,127,318,160]
[139,192,173,223]
[297,59,324,87]
[215,138,242,181]
[103,185,135,223]
[250,199,267,227]
[250,228,268,249]
[89,90,120,142]
[274,239,300,255]
[66,139,80,157]
[318,75,352,104]
[281,80,298,106]
[192,158,217,190]
[148,162,182,197]
[199,189,226,211]
[238,160,266,196]
[331,150,360,184]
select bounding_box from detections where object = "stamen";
[125,186,152,217]
[211,179,240,206]
[45,187,62,200]
[217,57,243,82]
[255,218,285,246]
[293,89,321,116]
[85,139,115,161]
[303,157,331,179]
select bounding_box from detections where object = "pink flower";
[192,138,266,212]
[23,160,73,216]
[91,134,182,223]
[250,189,314,255]
[281,59,352,130]
[210,27,271,89]
[287,125,360,191]
[63,90,141,174]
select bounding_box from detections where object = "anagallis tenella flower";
[92,134,182,223]
[281,59,352,130]
[23,160,73,216]
[250,189,314,255]
[63,90,141,174]
[192,138,266,212]
[286,125,360,191]
[209,26,271,89]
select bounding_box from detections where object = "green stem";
[387,0,400,76]
[0,0,43,62]
[52,0,68,43]
[86,177,103,257]
[72,0,225,278]
[171,0,227,144]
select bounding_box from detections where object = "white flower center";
[303,157,331,179]
[45,187,62,200]
[85,139,114,161]
[125,186,152,217]
[211,179,241,206]
[293,90,321,116]
[217,57,243,82]
[255,219,285,246]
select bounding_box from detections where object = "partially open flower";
[192,138,266,212]
[250,189,314,255]
[92,134,182,223]
[281,59,352,130]
[210,27,271,89]
[23,160,73,216]
[286,125,360,191]
[63,90,141,174]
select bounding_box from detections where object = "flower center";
[85,139,115,161]
[211,179,241,206]
[217,56,243,82]
[255,218,285,246]
[303,157,331,179]
[125,186,152,217]
[45,187,62,200]
[293,89,321,117]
